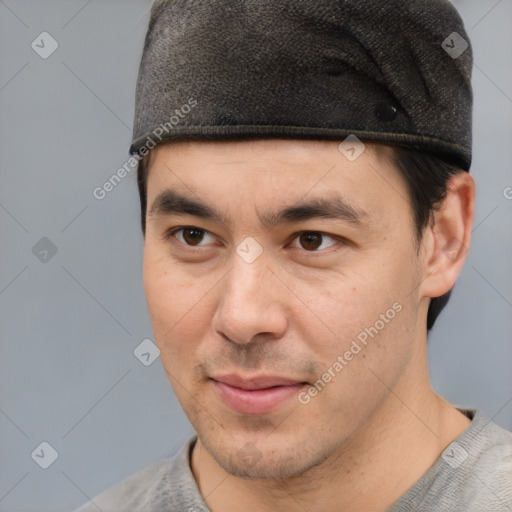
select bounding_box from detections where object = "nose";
[211,253,288,345]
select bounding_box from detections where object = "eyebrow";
[148,189,368,229]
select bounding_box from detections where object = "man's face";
[143,139,427,479]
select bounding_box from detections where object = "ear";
[419,171,476,299]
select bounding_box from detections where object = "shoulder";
[454,410,512,508]
[390,409,512,512]
[74,436,208,512]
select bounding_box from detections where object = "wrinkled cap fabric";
[130,0,473,170]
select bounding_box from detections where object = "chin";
[220,452,307,480]
[200,430,328,481]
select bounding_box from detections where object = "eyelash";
[163,226,345,255]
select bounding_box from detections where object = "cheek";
[296,287,413,429]
[295,266,396,344]
[296,260,416,386]
[142,248,212,362]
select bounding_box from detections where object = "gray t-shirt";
[75,409,512,512]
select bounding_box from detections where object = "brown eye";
[292,231,338,252]
[299,232,322,250]
[182,228,204,245]
[172,227,215,246]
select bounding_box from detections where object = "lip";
[211,374,307,415]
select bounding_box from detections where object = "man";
[76,0,512,511]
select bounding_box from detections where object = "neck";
[191,345,471,512]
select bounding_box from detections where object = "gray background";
[0,1,511,510]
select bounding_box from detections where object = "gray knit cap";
[130,0,473,170]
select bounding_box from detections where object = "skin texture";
[142,139,475,512]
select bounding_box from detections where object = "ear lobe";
[420,172,476,299]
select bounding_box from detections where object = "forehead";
[145,139,409,226]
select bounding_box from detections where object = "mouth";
[211,374,308,415]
